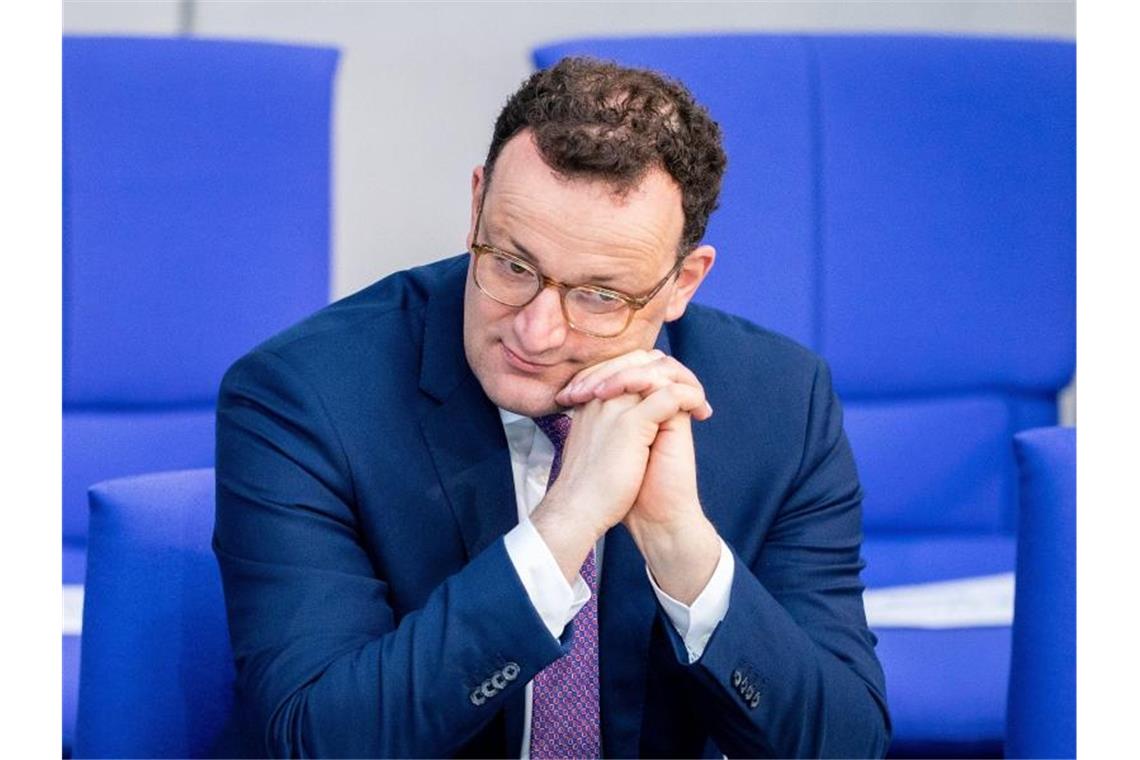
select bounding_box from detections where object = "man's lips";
[501,343,554,373]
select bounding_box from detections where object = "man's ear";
[466,166,486,251]
[663,244,716,322]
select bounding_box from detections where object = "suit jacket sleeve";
[660,357,891,758]
[213,347,566,758]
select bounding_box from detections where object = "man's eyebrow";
[505,235,539,263]
[505,234,623,287]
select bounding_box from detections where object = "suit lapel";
[417,257,517,560]
[416,258,524,752]
[418,375,517,559]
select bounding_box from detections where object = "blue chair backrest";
[534,35,1075,535]
[62,37,338,561]
[75,468,234,758]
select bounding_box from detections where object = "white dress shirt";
[498,409,734,757]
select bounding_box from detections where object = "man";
[215,57,890,758]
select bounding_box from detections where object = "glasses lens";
[476,251,540,306]
[565,287,631,337]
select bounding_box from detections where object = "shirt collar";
[498,407,576,427]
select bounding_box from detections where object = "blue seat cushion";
[63,633,81,757]
[863,534,1015,754]
[877,627,1009,756]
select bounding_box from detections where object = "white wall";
[64,0,1076,300]
[63,0,182,35]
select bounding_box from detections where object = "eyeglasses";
[470,211,687,339]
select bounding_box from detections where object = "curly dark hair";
[483,57,727,253]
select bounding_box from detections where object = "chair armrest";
[1005,426,1075,759]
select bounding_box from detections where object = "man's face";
[462,131,713,417]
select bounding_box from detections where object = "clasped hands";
[530,349,722,605]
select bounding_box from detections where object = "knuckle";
[630,366,655,384]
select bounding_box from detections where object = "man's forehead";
[481,190,681,267]
[488,131,680,206]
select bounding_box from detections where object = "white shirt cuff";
[647,537,735,663]
[504,519,591,639]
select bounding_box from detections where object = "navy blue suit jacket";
[214,255,890,758]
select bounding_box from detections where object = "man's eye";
[572,288,626,314]
[493,255,531,277]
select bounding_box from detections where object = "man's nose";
[513,286,568,354]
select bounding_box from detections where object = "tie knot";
[533,413,572,454]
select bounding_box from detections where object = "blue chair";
[74,469,235,758]
[1006,427,1076,759]
[62,36,338,754]
[534,35,1074,756]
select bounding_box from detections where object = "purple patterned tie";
[529,413,601,759]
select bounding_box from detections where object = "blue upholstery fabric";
[845,395,1017,533]
[848,395,1059,537]
[863,535,1016,756]
[63,634,81,757]
[63,408,216,547]
[62,36,338,756]
[813,37,1075,397]
[875,627,1009,756]
[63,34,337,546]
[63,543,88,587]
[75,469,237,759]
[534,35,1074,755]
[1006,427,1076,758]
[536,36,1074,381]
[63,37,336,406]
[861,534,1016,589]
